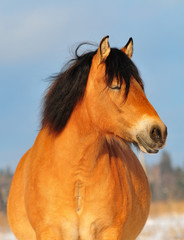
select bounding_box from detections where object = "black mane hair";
[42,44,144,134]
[106,48,144,97]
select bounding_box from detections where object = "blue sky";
[0,0,184,170]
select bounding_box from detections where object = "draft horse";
[8,36,167,240]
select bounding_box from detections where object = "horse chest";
[68,156,151,240]
[74,180,84,214]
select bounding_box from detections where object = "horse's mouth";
[136,136,159,154]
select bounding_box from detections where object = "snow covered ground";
[138,213,184,240]
[1,214,184,240]
[0,232,16,240]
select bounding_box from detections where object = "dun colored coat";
[8,36,167,240]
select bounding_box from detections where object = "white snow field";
[1,214,184,240]
[138,213,184,240]
[0,232,16,240]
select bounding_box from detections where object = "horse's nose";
[150,125,167,144]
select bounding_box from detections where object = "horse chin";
[136,136,159,154]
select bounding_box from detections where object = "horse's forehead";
[90,52,105,69]
[88,58,106,81]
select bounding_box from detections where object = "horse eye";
[109,85,121,90]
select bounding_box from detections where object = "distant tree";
[159,151,175,200]
[147,150,184,202]
[0,167,13,213]
[173,167,184,200]
[0,190,5,212]
[160,151,173,175]
[148,165,162,201]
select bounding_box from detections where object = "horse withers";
[8,36,167,240]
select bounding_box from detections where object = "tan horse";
[8,36,167,240]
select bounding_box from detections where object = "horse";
[8,36,167,240]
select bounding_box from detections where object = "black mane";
[42,45,144,134]
[106,48,144,96]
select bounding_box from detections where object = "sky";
[0,0,184,170]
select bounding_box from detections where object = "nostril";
[150,126,162,143]
[164,126,168,139]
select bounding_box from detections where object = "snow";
[0,232,16,240]
[138,213,184,240]
[0,214,184,240]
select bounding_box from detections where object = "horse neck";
[44,100,135,169]
[53,100,105,166]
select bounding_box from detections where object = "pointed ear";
[121,37,133,58]
[96,36,111,64]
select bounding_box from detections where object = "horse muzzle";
[136,123,167,154]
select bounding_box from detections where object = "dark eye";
[109,85,121,90]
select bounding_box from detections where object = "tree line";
[0,167,13,212]
[147,151,184,201]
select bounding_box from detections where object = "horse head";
[85,36,167,153]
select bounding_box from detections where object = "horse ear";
[96,36,111,64]
[121,38,133,58]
